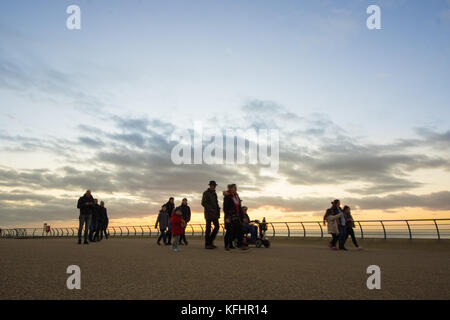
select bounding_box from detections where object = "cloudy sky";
[1,0,449,227]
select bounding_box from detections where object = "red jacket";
[171,214,184,235]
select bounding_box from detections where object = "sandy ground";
[1,237,449,300]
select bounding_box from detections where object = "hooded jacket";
[155,210,169,230]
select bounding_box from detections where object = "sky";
[0,0,449,227]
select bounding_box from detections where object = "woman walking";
[323,199,344,251]
[343,205,363,250]
[223,184,248,251]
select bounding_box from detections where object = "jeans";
[166,225,172,244]
[89,219,99,241]
[205,219,219,246]
[338,225,347,249]
[78,214,92,241]
[157,228,167,244]
[242,224,257,241]
[330,233,339,247]
[172,234,180,250]
[345,227,359,247]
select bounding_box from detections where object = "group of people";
[155,197,191,251]
[76,190,109,244]
[323,199,362,251]
[76,184,361,252]
[201,180,257,251]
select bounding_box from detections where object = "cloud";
[0,99,449,225]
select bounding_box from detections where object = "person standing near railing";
[343,206,362,250]
[164,197,175,245]
[324,200,344,251]
[77,190,94,244]
[202,180,220,249]
[98,201,109,240]
[155,205,169,245]
[179,198,191,245]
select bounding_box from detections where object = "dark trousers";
[180,229,188,244]
[338,225,347,249]
[330,233,339,247]
[166,226,172,244]
[224,221,243,247]
[205,219,219,246]
[345,227,359,247]
[157,228,167,244]
[78,214,91,241]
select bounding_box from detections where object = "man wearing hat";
[201,180,220,249]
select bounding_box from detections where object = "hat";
[208,180,217,186]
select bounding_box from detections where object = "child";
[155,205,169,245]
[170,208,185,252]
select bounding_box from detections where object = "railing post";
[285,222,290,238]
[32,228,36,238]
[270,223,275,238]
[317,222,323,238]
[405,220,412,240]
[200,224,204,237]
[380,221,386,239]
[140,226,144,237]
[125,227,130,237]
[190,224,194,236]
[357,221,364,239]
[133,226,137,237]
[434,219,441,240]
[71,228,75,237]
[300,222,306,238]
[112,227,116,237]
[119,227,123,237]
[148,225,152,237]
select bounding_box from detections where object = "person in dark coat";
[201,181,220,249]
[89,199,101,242]
[155,205,169,245]
[223,184,248,251]
[164,197,175,245]
[98,201,109,240]
[77,190,94,244]
[343,205,362,250]
[179,198,191,245]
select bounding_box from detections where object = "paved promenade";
[1,238,449,299]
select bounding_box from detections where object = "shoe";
[357,247,363,250]
[77,239,81,245]
[167,242,172,245]
[184,241,189,245]
[173,248,180,252]
[179,242,184,246]
[328,243,333,249]
[331,247,338,251]
[225,246,231,252]
[205,245,215,249]
[157,242,161,246]
[240,245,249,251]
[83,240,89,245]
[229,246,236,249]
[340,247,348,251]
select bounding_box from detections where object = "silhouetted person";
[343,205,362,250]
[223,184,247,251]
[97,201,108,240]
[89,199,101,242]
[77,190,94,244]
[324,199,345,250]
[202,181,220,249]
[155,205,169,245]
[179,198,191,245]
[164,197,175,245]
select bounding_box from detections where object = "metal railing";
[1,218,449,240]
